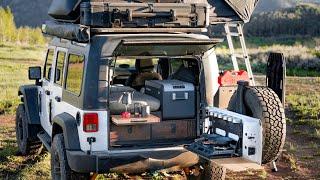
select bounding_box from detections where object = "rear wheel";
[202,161,226,180]
[15,104,42,155]
[228,87,286,164]
[51,134,90,180]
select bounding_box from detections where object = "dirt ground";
[0,77,319,179]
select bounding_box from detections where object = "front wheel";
[15,104,42,155]
[228,87,286,164]
[51,134,90,180]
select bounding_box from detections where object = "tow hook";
[87,137,96,155]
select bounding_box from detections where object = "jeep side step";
[37,131,52,152]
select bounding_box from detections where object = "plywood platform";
[111,114,160,126]
[211,157,263,172]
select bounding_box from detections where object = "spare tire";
[228,87,286,164]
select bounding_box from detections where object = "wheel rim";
[52,151,62,179]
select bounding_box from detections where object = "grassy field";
[0,43,45,115]
[0,43,319,179]
[216,42,320,77]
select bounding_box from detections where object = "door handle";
[45,90,51,96]
[55,96,61,102]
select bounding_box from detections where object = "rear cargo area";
[104,57,200,148]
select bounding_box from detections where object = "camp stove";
[186,133,240,159]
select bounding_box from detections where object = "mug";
[141,105,150,117]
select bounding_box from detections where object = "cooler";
[145,80,195,120]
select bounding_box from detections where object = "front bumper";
[66,148,199,173]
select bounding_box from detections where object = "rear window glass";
[44,49,54,80]
[55,51,66,86]
[65,54,85,95]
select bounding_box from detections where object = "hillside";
[0,0,52,27]
[255,0,295,12]
[246,3,320,37]
[0,0,314,27]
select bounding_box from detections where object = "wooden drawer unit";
[110,119,197,146]
[151,120,196,140]
[110,124,151,144]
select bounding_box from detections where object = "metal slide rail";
[224,23,255,86]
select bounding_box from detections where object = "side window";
[55,51,66,86]
[65,54,85,95]
[44,49,54,80]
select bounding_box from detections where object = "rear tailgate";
[112,38,223,57]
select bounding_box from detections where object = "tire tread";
[246,87,286,164]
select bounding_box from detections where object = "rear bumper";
[66,148,199,173]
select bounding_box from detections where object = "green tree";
[0,7,46,46]
[0,7,17,43]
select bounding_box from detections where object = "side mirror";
[29,66,41,81]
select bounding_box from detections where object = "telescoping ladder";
[224,23,255,86]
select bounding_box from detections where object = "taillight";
[83,113,99,132]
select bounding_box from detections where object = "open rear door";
[113,38,223,57]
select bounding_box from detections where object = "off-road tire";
[15,104,42,155]
[51,134,90,180]
[202,161,226,180]
[228,87,286,164]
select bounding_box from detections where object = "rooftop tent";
[222,0,260,23]
[48,0,81,22]
[48,0,260,24]
[190,0,260,23]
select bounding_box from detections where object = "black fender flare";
[18,85,41,125]
[52,113,81,151]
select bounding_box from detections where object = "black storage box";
[145,80,195,119]
[80,2,208,28]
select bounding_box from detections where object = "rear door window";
[65,54,85,96]
[54,51,66,86]
[44,49,54,80]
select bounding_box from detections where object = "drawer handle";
[171,124,176,134]
[127,126,133,134]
